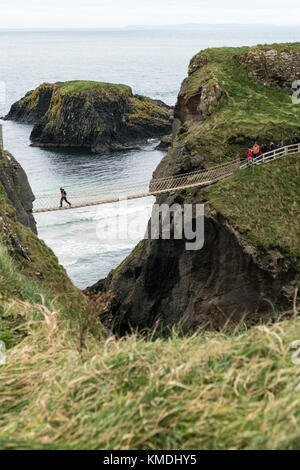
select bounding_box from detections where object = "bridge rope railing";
[149,159,240,192]
[32,144,300,213]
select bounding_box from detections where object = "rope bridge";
[32,143,300,213]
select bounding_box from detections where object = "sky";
[1,0,300,29]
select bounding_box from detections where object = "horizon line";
[1,23,300,31]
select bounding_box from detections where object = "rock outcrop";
[174,74,222,124]
[87,190,299,333]
[0,149,37,234]
[240,43,300,93]
[4,83,54,124]
[5,81,173,152]
[87,43,300,333]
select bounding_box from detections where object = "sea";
[0,25,299,288]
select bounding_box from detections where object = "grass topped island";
[57,80,132,95]
[5,80,173,153]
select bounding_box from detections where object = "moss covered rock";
[240,43,300,92]
[4,83,55,124]
[5,81,173,152]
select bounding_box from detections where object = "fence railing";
[240,143,300,169]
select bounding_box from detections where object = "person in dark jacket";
[292,133,300,144]
[60,188,71,207]
[269,141,275,151]
[261,143,268,154]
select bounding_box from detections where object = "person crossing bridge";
[60,187,71,208]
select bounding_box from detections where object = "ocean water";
[1,26,299,288]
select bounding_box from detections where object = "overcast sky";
[1,0,300,29]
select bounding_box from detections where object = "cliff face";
[87,43,300,332]
[88,199,298,332]
[0,149,37,234]
[5,81,172,152]
[4,83,55,124]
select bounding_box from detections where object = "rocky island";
[4,80,173,152]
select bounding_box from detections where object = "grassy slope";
[177,45,300,164]
[0,306,299,450]
[0,179,87,348]
[203,153,300,257]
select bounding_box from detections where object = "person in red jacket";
[252,143,260,156]
[246,149,253,167]
[60,187,71,208]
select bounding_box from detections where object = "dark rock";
[155,134,172,150]
[0,151,37,234]
[89,199,299,333]
[4,83,54,124]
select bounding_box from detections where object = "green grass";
[0,301,299,449]
[204,153,300,257]
[247,42,300,54]
[58,80,132,95]
[177,44,300,164]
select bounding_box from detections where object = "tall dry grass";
[0,298,299,450]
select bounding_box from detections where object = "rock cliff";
[86,43,300,332]
[4,83,55,124]
[5,81,172,152]
[0,148,37,234]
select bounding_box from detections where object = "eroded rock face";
[4,84,55,124]
[240,44,300,92]
[5,82,173,152]
[174,67,223,126]
[0,151,37,234]
[88,192,298,333]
